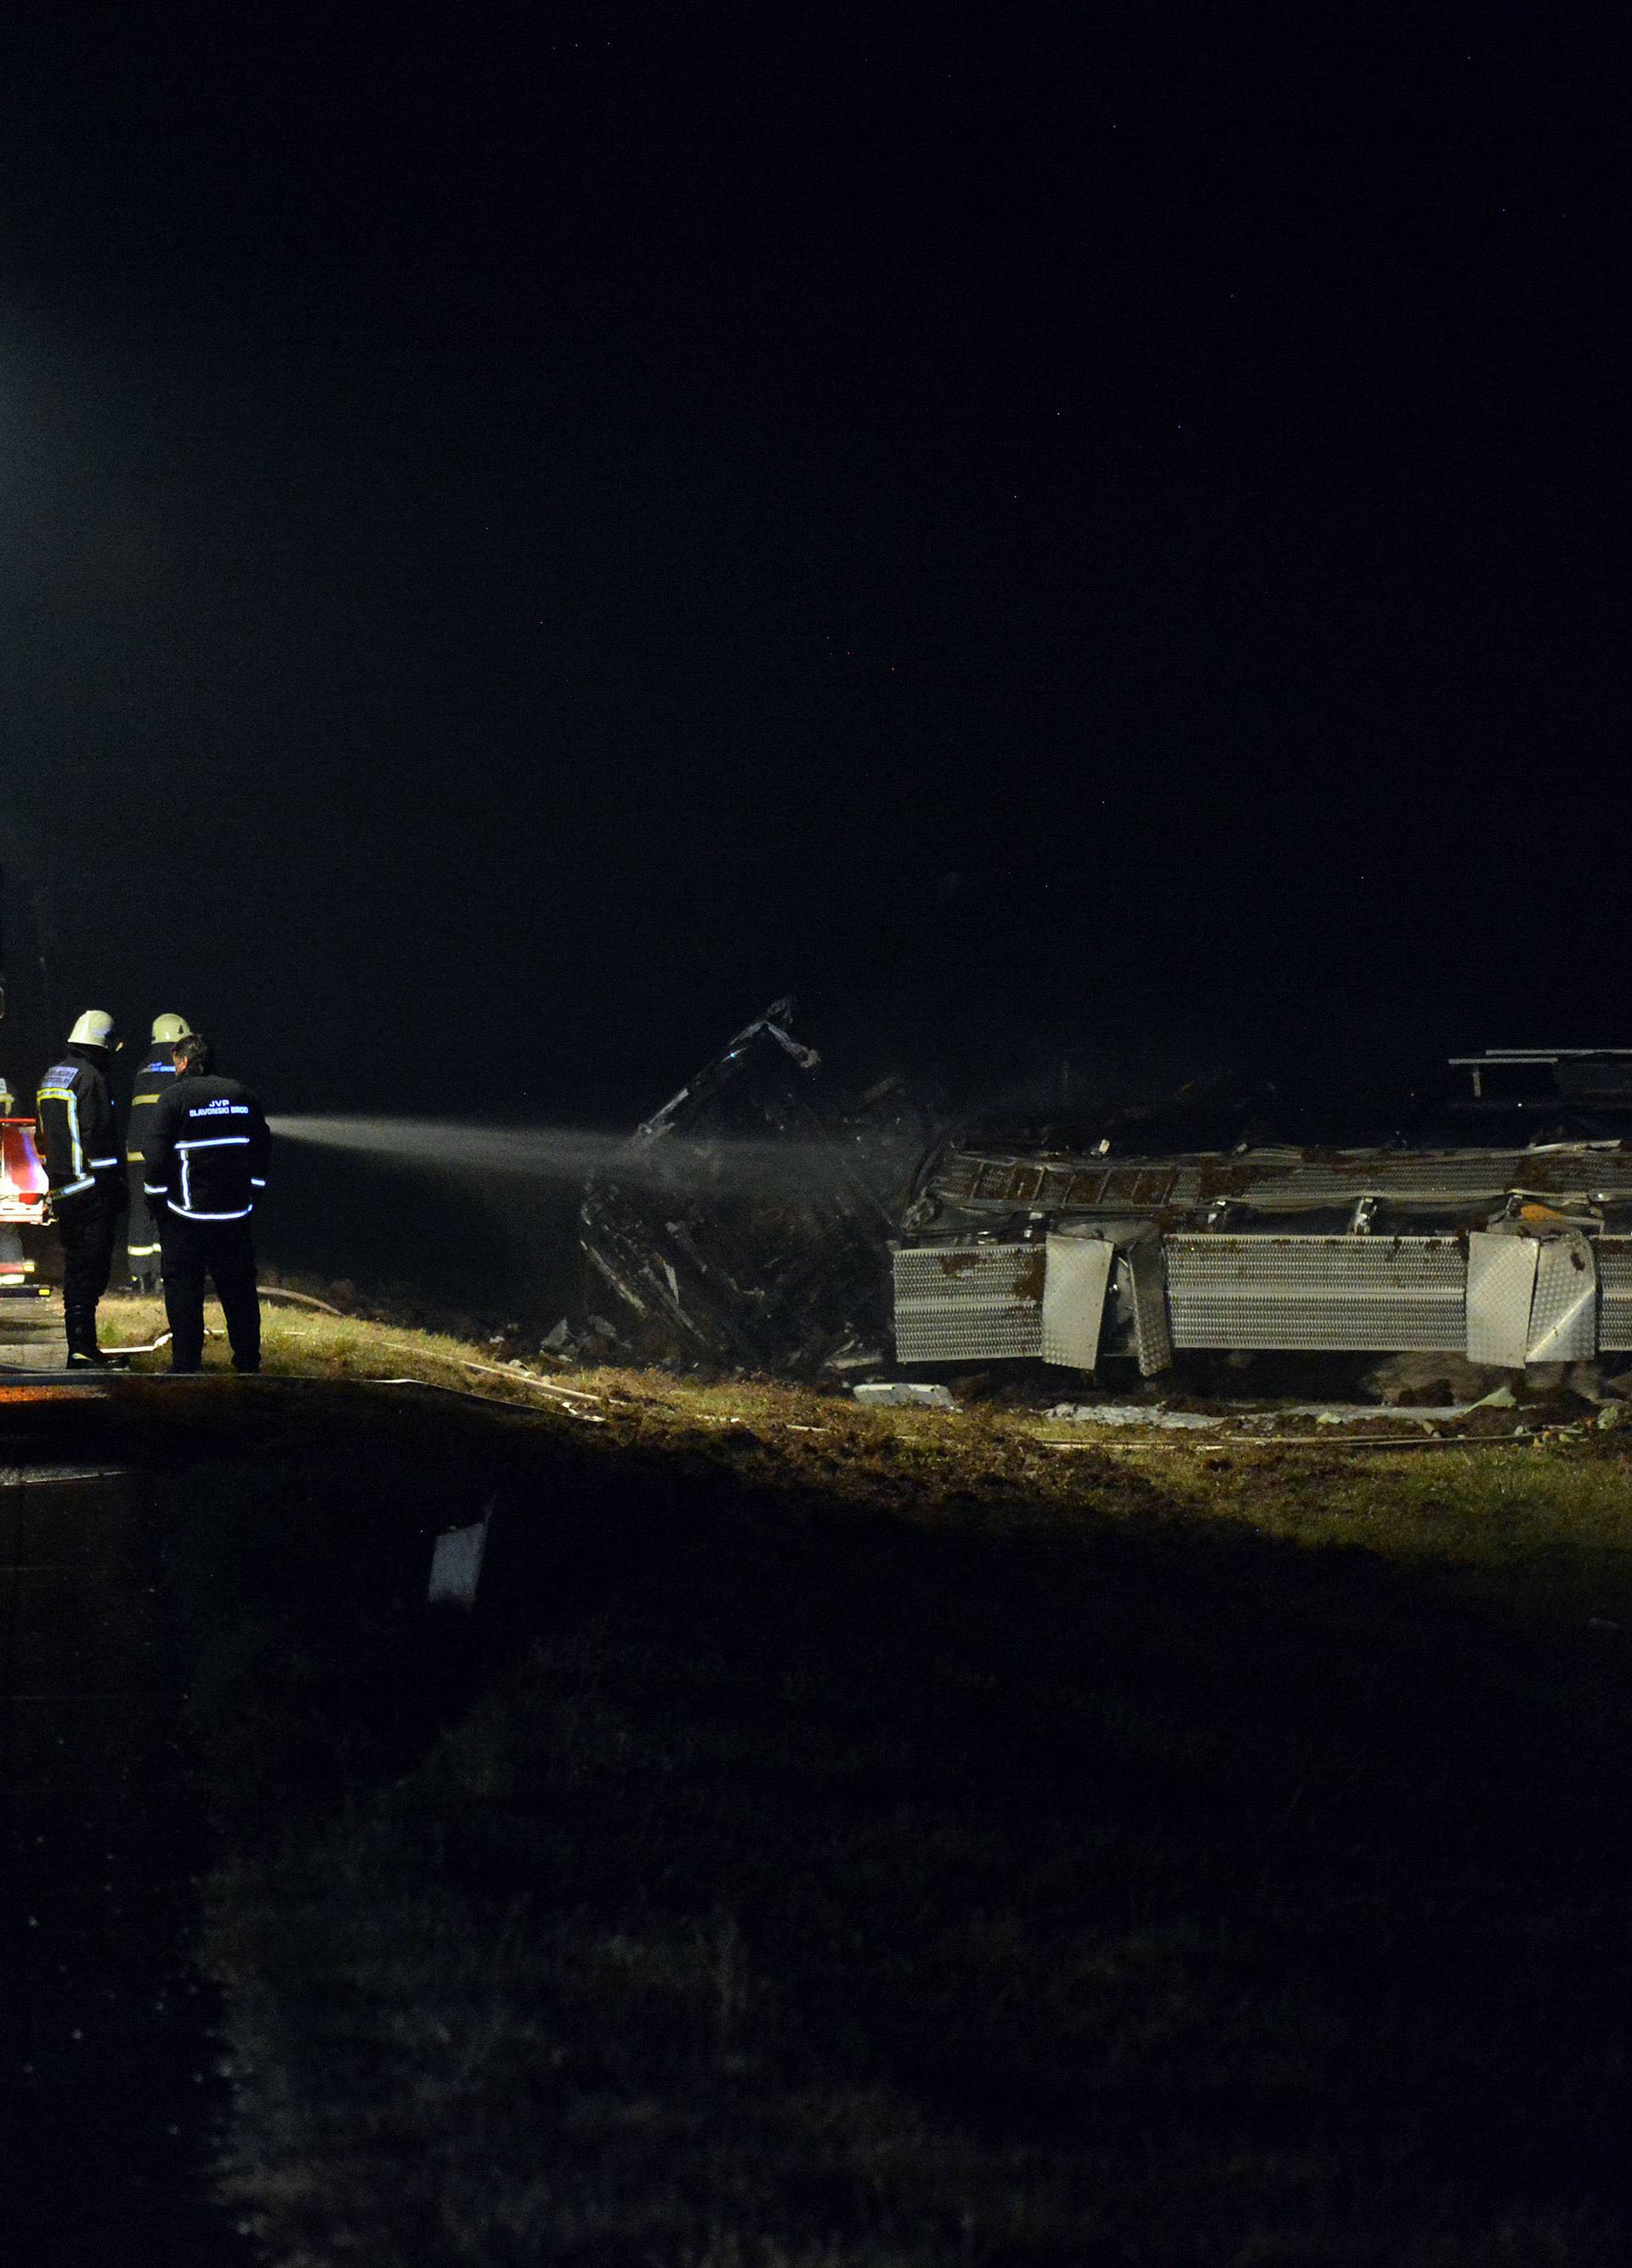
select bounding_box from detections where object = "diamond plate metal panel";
[1465,1233,1538,1366]
[892,1242,1045,1363]
[1598,1241,1632,1351]
[1164,1236,1465,1351]
[1526,1231,1597,1362]
[1597,1242,1632,1343]
[1041,1235,1113,1369]
[1126,1238,1174,1374]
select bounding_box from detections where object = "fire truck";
[0,864,55,1352]
[0,1077,48,1295]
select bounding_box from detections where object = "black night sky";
[2,8,1625,1199]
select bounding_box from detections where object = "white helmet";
[69,1010,117,1050]
[151,1011,193,1045]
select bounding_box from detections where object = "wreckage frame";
[573,1014,1632,1388]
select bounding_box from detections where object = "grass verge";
[125,1307,1632,2264]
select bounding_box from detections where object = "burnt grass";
[139,1383,1632,2266]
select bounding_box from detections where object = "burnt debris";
[575,1000,924,1375]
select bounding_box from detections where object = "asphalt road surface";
[1,1398,235,2265]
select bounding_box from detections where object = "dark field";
[87,1344,1629,2268]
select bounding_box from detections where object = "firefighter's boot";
[64,1305,128,1369]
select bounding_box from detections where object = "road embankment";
[48,1344,1626,2268]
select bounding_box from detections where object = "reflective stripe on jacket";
[144,1073,271,1224]
[37,1047,121,1201]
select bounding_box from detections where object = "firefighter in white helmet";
[124,1012,192,1292]
[36,1010,128,1365]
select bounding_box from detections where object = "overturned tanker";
[576,1023,1632,1381]
[894,1051,1632,1377]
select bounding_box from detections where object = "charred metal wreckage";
[898,1049,1632,1377]
[579,1016,1632,1381]
[575,1001,921,1374]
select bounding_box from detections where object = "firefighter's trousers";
[126,1163,162,1287]
[56,1184,124,1314]
[160,1215,262,1372]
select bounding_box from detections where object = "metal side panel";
[1165,1236,1465,1351]
[892,1242,1045,1363]
[1599,1241,1632,1352]
[1236,1151,1632,1208]
[1126,1238,1175,1374]
[1465,1233,1538,1366]
[1041,1235,1114,1369]
[1527,1231,1597,1362]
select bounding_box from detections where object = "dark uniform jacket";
[144,1073,270,1225]
[126,1049,178,1179]
[36,1046,123,1203]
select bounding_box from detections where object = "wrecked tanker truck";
[896,1050,1632,1378]
[578,1014,1632,1381]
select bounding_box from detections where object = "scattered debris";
[853,1381,958,1410]
[1045,1403,1221,1430]
[1365,1352,1506,1406]
[428,1502,492,1607]
[1309,1405,1463,1425]
[537,1318,580,1364]
[822,1334,887,1374]
[1040,1389,1544,1436]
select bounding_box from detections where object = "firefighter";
[36,1009,129,1366]
[125,1012,191,1292]
[143,1032,269,1373]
